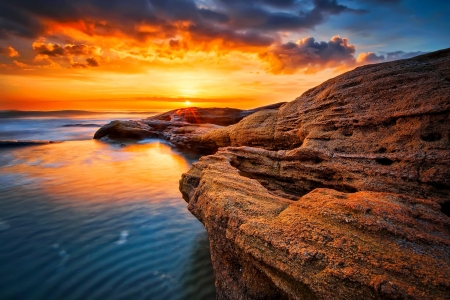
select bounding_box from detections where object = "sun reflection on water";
[1,140,193,204]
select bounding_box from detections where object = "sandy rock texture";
[180,49,450,299]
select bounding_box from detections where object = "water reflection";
[0,140,214,300]
[1,140,195,203]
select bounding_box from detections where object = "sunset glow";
[3,140,191,201]
[0,0,448,111]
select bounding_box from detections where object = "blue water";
[0,111,155,142]
[0,112,216,300]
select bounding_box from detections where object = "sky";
[0,0,449,111]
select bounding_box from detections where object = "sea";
[0,111,216,300]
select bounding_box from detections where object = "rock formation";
[180,49,450,299]
[93,103,285,153]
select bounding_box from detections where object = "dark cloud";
[33,42,101,57]
[216,0,299,8]
[357,50,427,64]
[0,0,429,74]
[198,8,230,23]
[0,0,363,49]
[215,0,365,31]
[71,62,87,69]
[260,35,356,74]
[260,35,427,74]
[385,51,427,61]
[64,44,102,56]
[32,42,64,56]
[86,57,99,67]
[0,2,44,39]
[71,57,99,68]
[312,0,365,14]
[357,0,401,4]
[31,41,102,68]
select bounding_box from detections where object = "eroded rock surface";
[180,49,450,299]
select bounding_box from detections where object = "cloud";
[69,57,99,68]
[213,0,365,32]
[13,60,28,68]
[357,0,401,4]
[0,0,428,75]
[384,51,427,61]
[32,41,102,57]
[12,56,60,69]
[31,41,103,68]
[32,42,64,56]
[86,57,99,67]
[260,35,356,74]
[259,35,429,74]
[0,46,19,57]
[356,52,384,64]
[357,50,427,64]
[0,0,363,51]
[0,2,44,39]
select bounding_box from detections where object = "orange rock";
[180,49,450,299]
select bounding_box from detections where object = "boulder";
[93,120,154,140]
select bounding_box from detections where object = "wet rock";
[93,120,154,140]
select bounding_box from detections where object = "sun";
[185,101,191,106]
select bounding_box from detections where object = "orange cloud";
[356,52,384,64]
[13,58,60,69]
[71,57,99,68]
[32,41,64,56]
[13,60,29,68]
[31,40,104,68]
[32,40,102,57]
[0,46,19,57]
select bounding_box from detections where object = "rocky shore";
[93,103,285,153]
[94,49,450,299]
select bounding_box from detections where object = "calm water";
[0,112,216,300]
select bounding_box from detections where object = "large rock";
[180,49,450,299]
[148,104,285,126]
[93,103,286,153]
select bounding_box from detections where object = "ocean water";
[0,112,216,300]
